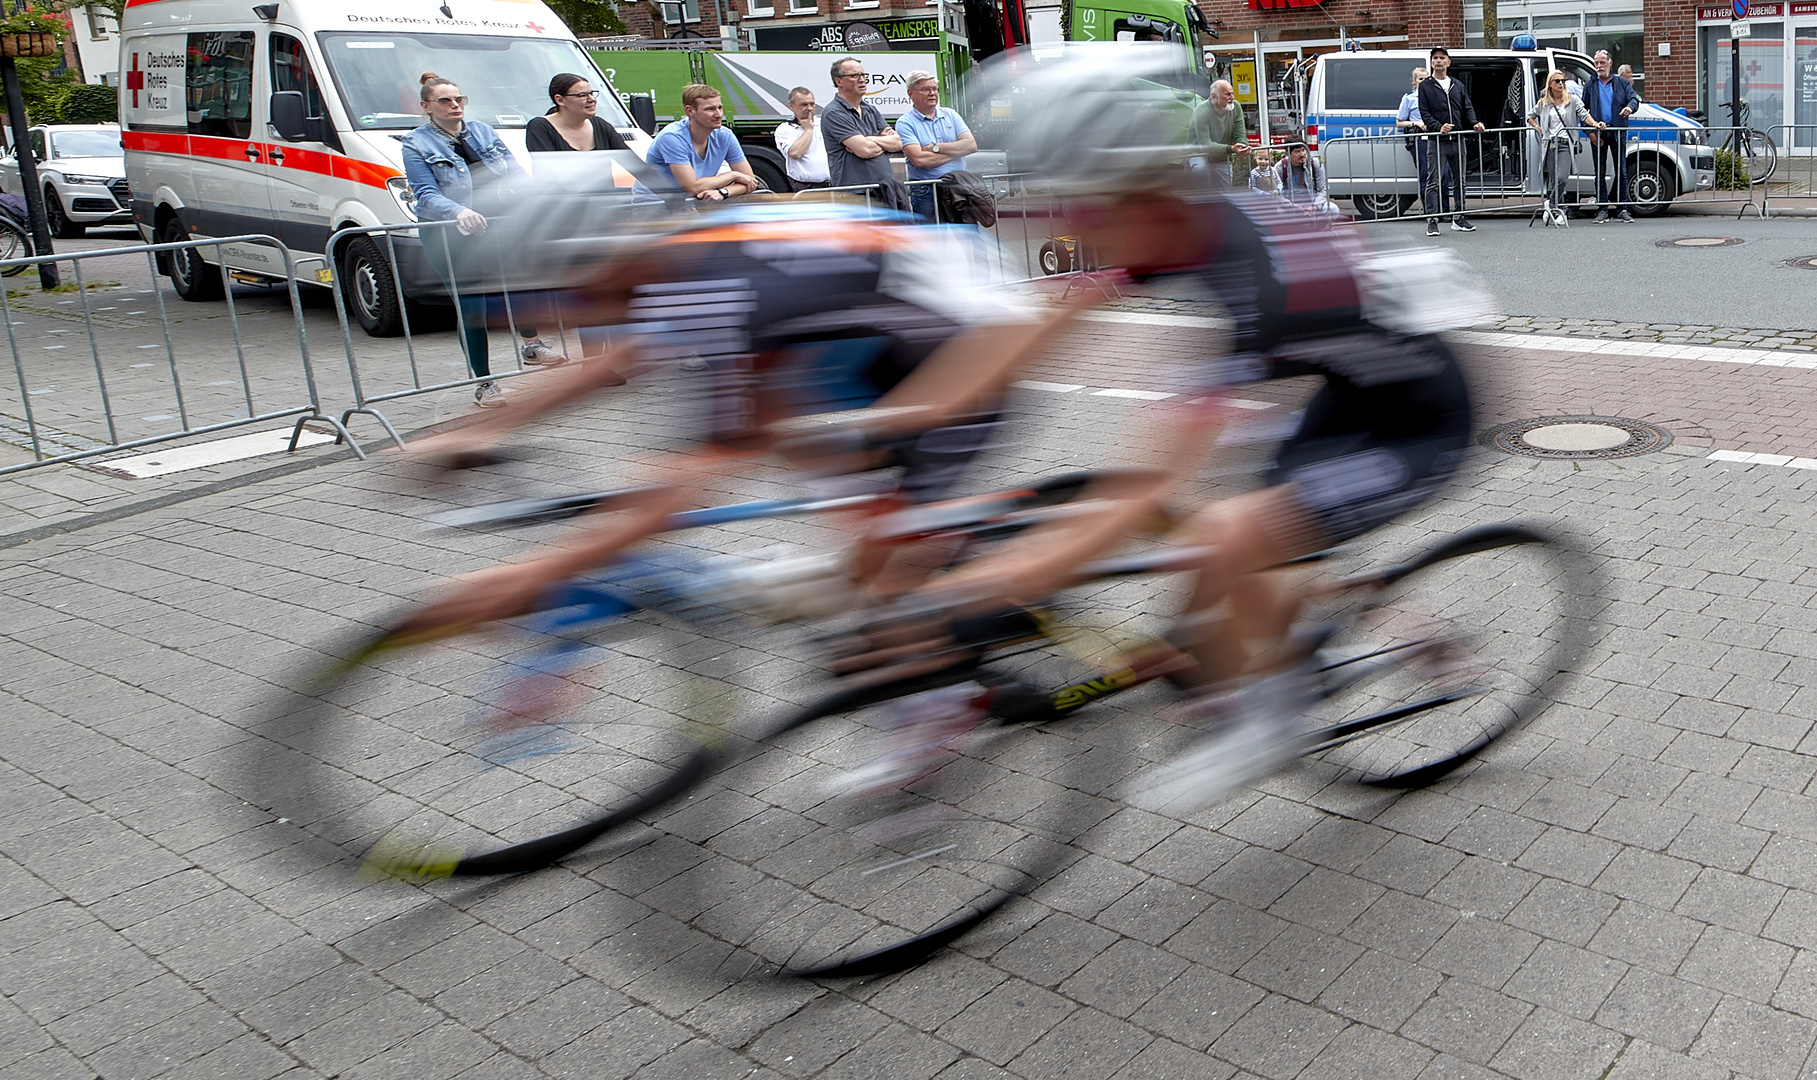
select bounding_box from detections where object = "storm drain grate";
[1481,416,1674,460]
[1654,236,1745,248]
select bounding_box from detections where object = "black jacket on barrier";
[1417,76,1479,135]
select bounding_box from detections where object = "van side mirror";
[270,91,307,141]
[627,93,657,136]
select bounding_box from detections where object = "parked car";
[0,124,131,238]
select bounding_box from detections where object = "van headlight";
[386,176,419,220]
[1679,129,1708,146]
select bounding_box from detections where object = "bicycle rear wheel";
[652,668,1097,978]
[1743,129,1777,186]
[1301,523,1594,787]
[254,588,733,881]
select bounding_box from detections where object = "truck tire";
[340,236,405,337]
[162,218,224,302]
[1629,158,1675,217]
[747,154,790,195]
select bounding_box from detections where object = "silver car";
[0,124,130,238]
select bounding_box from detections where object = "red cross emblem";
[1746,59,1763,77]
[125,52,144,108]
[526,20,545,32]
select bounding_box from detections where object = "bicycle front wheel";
[254,593,731,881]
[1303,523,1596,788]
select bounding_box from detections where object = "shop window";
[1703,24,1785,131]
[1586,30,1644,77]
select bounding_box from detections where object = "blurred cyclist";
[842,45,1485,808]
[398,200,1087,639]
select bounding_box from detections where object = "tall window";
[187,31,255,139]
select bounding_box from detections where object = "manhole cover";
[1655,236,1745,248]
[1481,416,1674,459]
[1786,255,1817,271]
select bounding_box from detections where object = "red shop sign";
[1791,1,1817,13]
[1248,0,1323,8]
[1700,1,1783,13]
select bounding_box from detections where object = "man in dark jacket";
[1583,50,1639,222]
[1417,46,1486,237]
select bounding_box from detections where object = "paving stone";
[1399,979,1530,1066]
[1602,1040,1729,1080]
[936,979,1076,1067]
[1007,1006,1152,1080]
[1128,963,1263,1051]
[1207,994,1347,1080]
[1678,925,1795,1004]
[1674,867,1786,935]
[1690,997,1817,1079]
[1486,1008,1624,1080]
[1595,966,1722,1053]
[1316,950,1442,1031]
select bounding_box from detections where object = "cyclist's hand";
[393,561,558,644]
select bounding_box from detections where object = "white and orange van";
[120,0,650,335]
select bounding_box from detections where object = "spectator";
[1396,66,1429,209]
[645,83,759,201]
[1248,146,1277,194]
[1618,64,1641,102]
[822,57,903,200]
[1583,51,1638,222]
[401,72,527,408]
[894,70,975,219]
[1417,45,1485,237]
[1528,70,1603,215]
[525,73,629,152]
[1274,141,1338,220]
[774,86,830,190]
[1199,79,1250,187]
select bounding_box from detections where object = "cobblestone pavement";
[11,302,1817,1080]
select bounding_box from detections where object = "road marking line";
[1708,450,1817,470]
[1455,330,1817,368]
[1093,388,1175,400]
[89,427,337,479]
[1077,310,1225,329]
[1013,380,1086,393]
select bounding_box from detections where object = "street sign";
[1735,0,1748,16]
[1732,18,1752,35]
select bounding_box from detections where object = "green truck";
[590,0,1215,192]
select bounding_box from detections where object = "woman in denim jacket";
[401,72,531,407]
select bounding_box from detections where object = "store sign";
[1698,2,1782,18]
[1247,0,1323,8]
[752,16,940,51]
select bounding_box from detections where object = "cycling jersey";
[1167,192,1474,543]
[617,206,1029,500]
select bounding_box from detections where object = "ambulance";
[119,0,650,335]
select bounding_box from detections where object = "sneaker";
[1593,209,1610,224]
[473,381,508,408]
[839,683,985,795]
[1425,219,1440,238]
[1617,209,1634,223]
[521,339,568,367]
[1451,218,1476,232]
[1126,662,1315,815]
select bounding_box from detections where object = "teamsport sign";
[752,17,940,52]
[708,51,931,119]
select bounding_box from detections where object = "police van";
[120,0,650,335]
[1307,43,1714,219]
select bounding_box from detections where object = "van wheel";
[1349,192,1405,221]
[340,237,405,337]
[1629,161,1675,217]
[162,219,224,302]
[44,188,83,239]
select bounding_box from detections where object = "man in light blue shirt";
[644,83,758,201]
[895,70,976,220]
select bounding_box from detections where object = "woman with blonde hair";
[1527,70,1604,217]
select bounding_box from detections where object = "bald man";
[1199,78,1251,187]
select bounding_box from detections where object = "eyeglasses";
[561,90,600,99]
[431,95,468,106]
[836,71,869,81]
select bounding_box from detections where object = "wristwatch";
[718,186,731,197]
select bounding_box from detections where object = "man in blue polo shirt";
[894,70,975,220]
[645,83,759,201]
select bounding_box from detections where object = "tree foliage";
[60,81,115,122]
[0,7,79,126]
[544,0,627,36]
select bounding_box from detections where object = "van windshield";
[316,32,634,131]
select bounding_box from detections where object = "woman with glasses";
[401,72,531,407]
[1527,71,1603,217]
[526,73,631,153]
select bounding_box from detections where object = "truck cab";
[1308,45,1713,218]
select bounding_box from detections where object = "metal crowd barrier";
[1320,123,1762,223]
[1766,126,1816,216]
[325,217,589,448]
[0,234,357,476]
